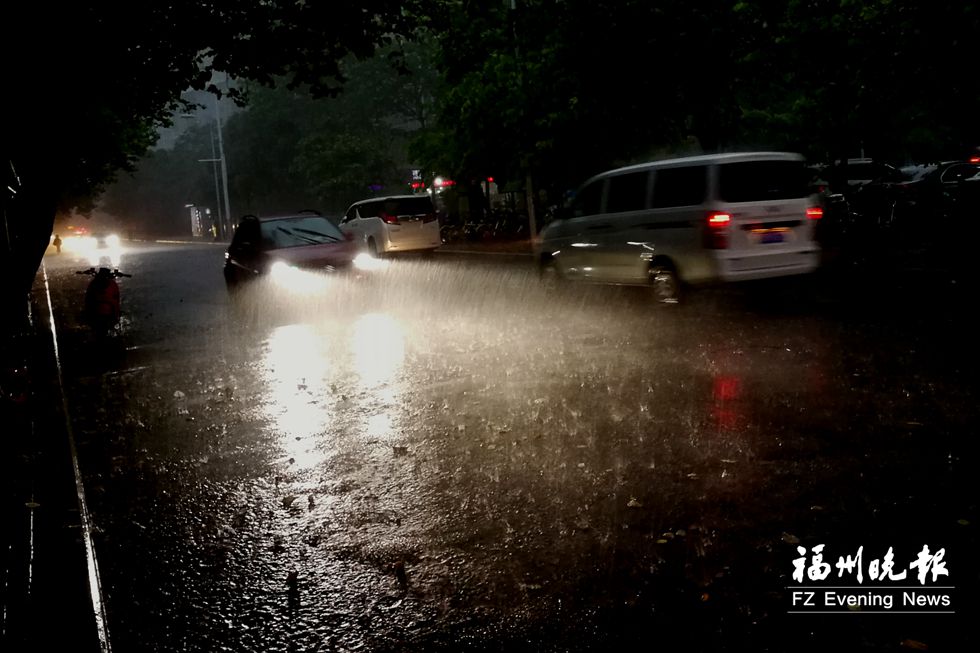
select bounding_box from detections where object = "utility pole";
[510,0,537,241]
[214,90,232,239]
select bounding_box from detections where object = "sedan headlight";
[269,260,296,282]
[269,261,330,293]
[353,253,389,271]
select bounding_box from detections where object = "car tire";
[223,265,239,291]
[649,262,681,304]
[367,238,382,258]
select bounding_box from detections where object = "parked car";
[223,212,364,288]
[822,158,909,192]
[340,194,441,256]
[536,151,823,303]
[892,161,980,224]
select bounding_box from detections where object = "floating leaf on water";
[282,496,298,509]
[781,532,800,545]
[627,498,642,508]
[900,640,929,651]
[957,519,970,526]
[174,390,185,399]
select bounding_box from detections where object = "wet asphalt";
[18,241,980,651]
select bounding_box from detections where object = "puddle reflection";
[262,323,331,471]
[349,312,405,442]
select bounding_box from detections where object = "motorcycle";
[76,267,131,336]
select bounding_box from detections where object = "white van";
[340,194,441,256]
[536,152,823,302]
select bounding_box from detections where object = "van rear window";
[360,196,434,217]
[718,161,809,202]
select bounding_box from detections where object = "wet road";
[38,242,977,651]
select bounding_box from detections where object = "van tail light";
[422,212,438,223]
[704,211,731,249]
[380,212,400,225]
[806,207,823,220]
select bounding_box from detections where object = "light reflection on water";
[259,313,408,468]
[350,312,405,388]
[261,323,331,471]
[349,312,406,442]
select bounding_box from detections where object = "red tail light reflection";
[711,374,743,431]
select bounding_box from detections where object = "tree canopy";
[1,0,423,305]
[410,0,979,199]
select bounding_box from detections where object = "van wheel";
[367,238,381,258]
[649,263,680,304]
[539,259,563,293]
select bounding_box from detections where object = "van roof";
[599,151,805,178]
[349,194,432,205]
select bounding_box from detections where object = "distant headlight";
[66,235,97,252]
[105,234,121,247]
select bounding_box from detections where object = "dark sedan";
[223,213,368,289]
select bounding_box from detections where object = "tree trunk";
[1,180,57,335]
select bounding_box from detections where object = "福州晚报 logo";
[788,544,954,613]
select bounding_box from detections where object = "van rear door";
[713,159,821,280]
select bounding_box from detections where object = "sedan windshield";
[260,216,345,248]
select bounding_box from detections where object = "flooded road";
[39,242,977,651]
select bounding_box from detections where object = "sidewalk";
[1,290,104,652]
[436,238,534,257]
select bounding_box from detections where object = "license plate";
[760,231,784,244]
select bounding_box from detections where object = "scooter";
[76,267,131,336]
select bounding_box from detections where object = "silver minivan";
[536,152,823,302]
